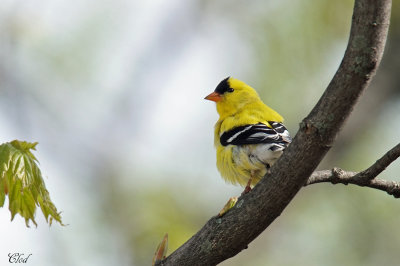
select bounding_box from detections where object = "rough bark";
[158,1,392,265]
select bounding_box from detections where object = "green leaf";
[0,175,5,207]
[0,140,64,227]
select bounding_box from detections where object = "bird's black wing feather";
[220,122,291,147]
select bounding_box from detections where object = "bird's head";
[205,77,261,117]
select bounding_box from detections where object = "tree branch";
[307,169,400,198]
[158,1,392,265]
[357,143,400,180]
[306,143,400,198]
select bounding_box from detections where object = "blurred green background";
[1,0,399,265]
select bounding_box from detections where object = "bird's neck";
[216,98,257,119]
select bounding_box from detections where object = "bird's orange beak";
[204,91,222,102]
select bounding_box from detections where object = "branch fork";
[306,143,400,198]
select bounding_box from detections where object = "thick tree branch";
[158,1,392,265]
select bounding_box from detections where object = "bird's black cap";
[214,77,231,94]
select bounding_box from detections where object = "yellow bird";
[205,77,291,194]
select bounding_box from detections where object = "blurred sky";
[0,0,399,266]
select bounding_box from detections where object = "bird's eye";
[227,88,234,93]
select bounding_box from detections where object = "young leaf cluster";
[0,140,63,227]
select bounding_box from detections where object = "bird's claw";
[241,185,252,196]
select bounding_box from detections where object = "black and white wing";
[220,122,291,150]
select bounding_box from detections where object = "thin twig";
[306,143,400,198]
[357,143,400,180]
[306,169,400,198]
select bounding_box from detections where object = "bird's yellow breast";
[214,120,269,187]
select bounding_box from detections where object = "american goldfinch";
[205,77,291,194]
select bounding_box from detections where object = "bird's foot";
[241,185,252,196]
[241,177,253,195]
[218,197,238,217]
